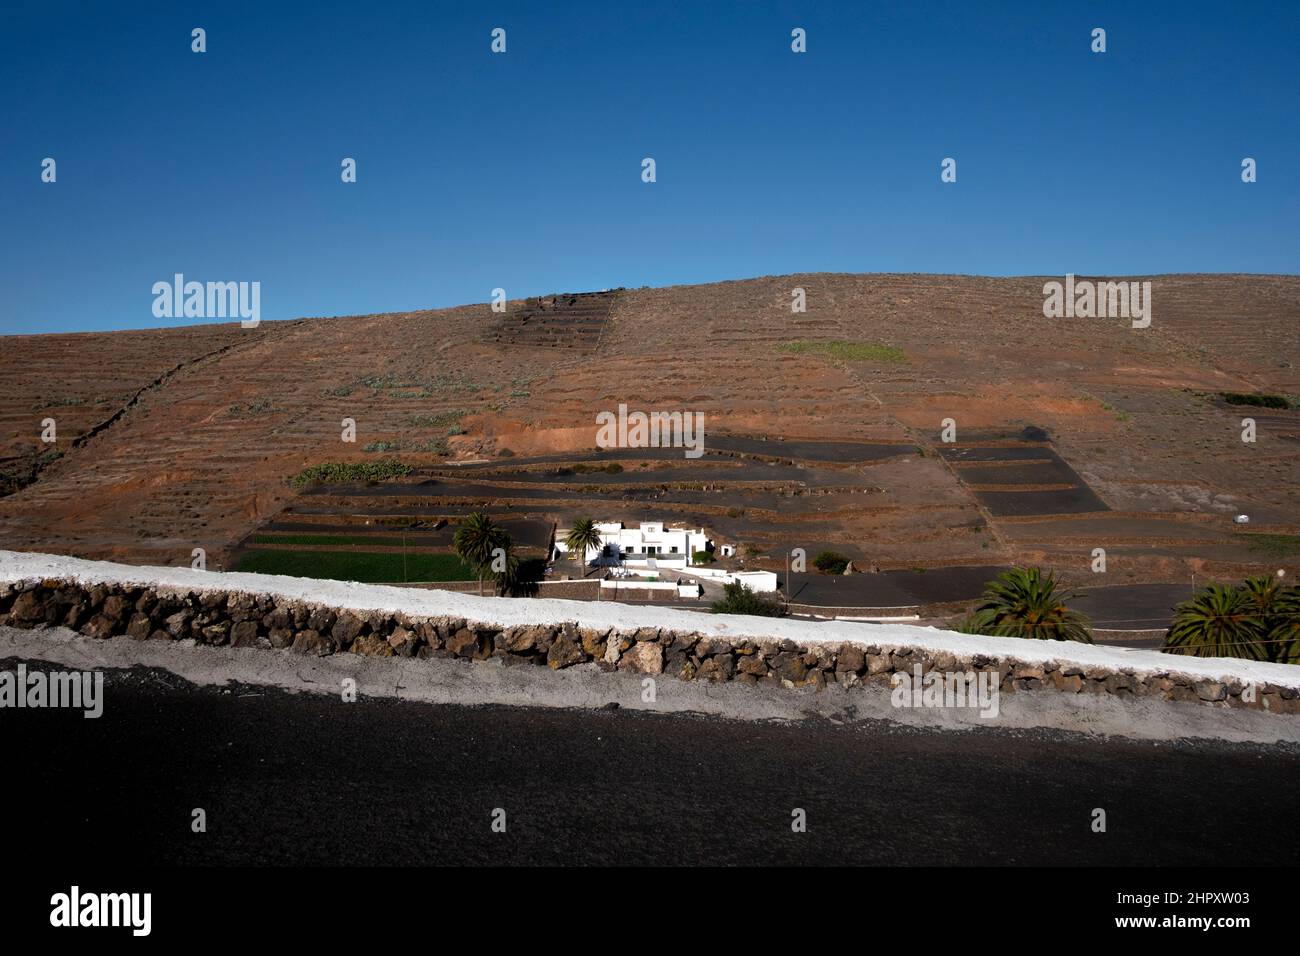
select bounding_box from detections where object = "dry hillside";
[1,274,1296,582]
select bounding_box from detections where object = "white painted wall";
[686,567,779,593]
[556,521,711,569]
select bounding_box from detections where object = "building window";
[669,546,678,553]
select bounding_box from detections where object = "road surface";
[3,658,1296,866]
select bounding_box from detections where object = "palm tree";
[490,542,523,596]
[1240,574,1288,663]
[1162,584,1267,660]
[1241,574,1283,620]
[564,518,605,577]
[966,567,1093,643]
[453,512,510,596]
[1264,584,1300,665]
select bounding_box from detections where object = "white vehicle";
[1234,514,1250,524]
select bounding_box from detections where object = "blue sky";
[1,1,1296,334]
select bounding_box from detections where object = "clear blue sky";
[2,1,1296,334]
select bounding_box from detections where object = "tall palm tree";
[967,567,1093,643]
[490,541,523,596]
[564,517,605,577]
[1162,584,1267,660]
[453,512,510,596]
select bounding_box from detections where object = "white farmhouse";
[555,521,710,571]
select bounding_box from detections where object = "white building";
[555,521,710,571]
[689,567,780,593]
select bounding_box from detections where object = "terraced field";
[941,435,1111,516]
[0,274,1295,593]
[484,291,616,352]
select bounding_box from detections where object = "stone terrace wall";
[2,576,1298,716]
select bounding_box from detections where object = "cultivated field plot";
[230,514,554,583]
[941,439,1110,517]
[235,549,477,584]
[706,435,917,462]
[485,291,617,352]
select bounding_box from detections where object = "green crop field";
[235,549,476,583]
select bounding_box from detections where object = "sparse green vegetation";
[779,340,906,364]
[691,550,715,566]
[291,460,413,487]
[1245,533,1300,559]
[228,400,272,415]
[325,373,483,400]
[409,410,467,429]
[566,462,624,475]
[360,438,448,455]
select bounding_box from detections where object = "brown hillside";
[1,274,1296,580]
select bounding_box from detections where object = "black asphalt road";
[1074,583,1194,630]
[4,659,1297,866]
[788,565,1009,607]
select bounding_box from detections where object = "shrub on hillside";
[710,582,786,617]
[813,550,850,574]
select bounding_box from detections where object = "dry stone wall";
[2,577,1298,715]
